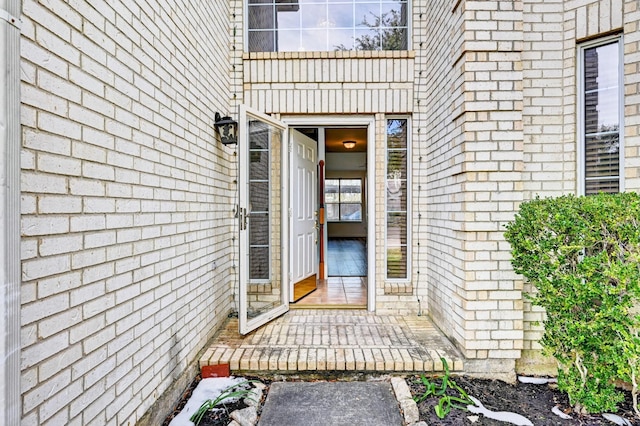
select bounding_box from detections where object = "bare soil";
[408,375,639,425]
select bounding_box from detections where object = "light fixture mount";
[214,112,238,146]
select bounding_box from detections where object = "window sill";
[243,50,415,61]
[384,281,413,295]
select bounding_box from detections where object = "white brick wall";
[20,1,236,424]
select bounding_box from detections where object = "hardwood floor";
[327,238,367,277]
[292,238,367,308]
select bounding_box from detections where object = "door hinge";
[289,208,292,218]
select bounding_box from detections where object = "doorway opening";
[291,125,369,309]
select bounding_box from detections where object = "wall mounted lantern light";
[214,112,238,146]
[342,140,356,150]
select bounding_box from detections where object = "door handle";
[239,207,248,230]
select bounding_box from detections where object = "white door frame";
[283,115,376,312]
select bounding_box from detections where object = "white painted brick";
[70,315,107,344]
[39,379,83,423]
[23,255,71,281]
[38,112,82,141]
[38,195,82,214]
[38,69,81,102]
[38,152,82,176]
[39,234,82,257]
[37,272,82,299]
[82,325,116,354]
[21,147,36,170]
[21,238,38,260]
[69,215,106,232]
[38,343,83,383]
[81,263,114,285]
[84,197,116,213]
[77,387,115,425]
[24,128,71,156]
[21,331,70,372]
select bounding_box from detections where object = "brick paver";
[200,310,463,373]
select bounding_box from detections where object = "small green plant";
[190,380,257,426]
[414,358,474,419]
[505,193,640,416]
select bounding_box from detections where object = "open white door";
[290,129,318,302]
[238,105,289,335]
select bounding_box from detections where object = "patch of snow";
[467,395,534,426]
[551,406,572,419]
[602,413,632,426]
[517,376,557,385]
[168,377,247,426]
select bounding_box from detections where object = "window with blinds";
[580,37,623,195]
[386,118,409,280]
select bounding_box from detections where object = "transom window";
[325,179,362,222]
[579,36,623,195]
[247,0,408,52]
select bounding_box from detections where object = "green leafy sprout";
[413,357,474,419]
[190,380,257,426]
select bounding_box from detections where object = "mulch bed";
[164,374,639,426]
[408,375,638,425]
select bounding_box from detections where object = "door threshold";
[290,304,367,310]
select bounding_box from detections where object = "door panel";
[238,105,289,335]
[290,129,318,301]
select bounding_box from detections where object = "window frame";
[577,34,624,195]
[384,116,411,281]
[244,0,410,53]
[325,177,363,223]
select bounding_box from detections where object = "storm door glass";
[238,105,288,334]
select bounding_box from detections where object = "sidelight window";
[386,118,409,279]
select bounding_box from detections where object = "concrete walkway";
[257,381,405,426]
[200,309,463,374]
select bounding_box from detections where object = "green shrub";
[504,193,640,416]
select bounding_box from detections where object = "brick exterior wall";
[12,0,640,422]
[414,1,526,371]
[20,1,236,424]
[518,0,640,373]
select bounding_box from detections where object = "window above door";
[247,0,409,52]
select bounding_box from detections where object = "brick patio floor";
[200,309,463,374]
